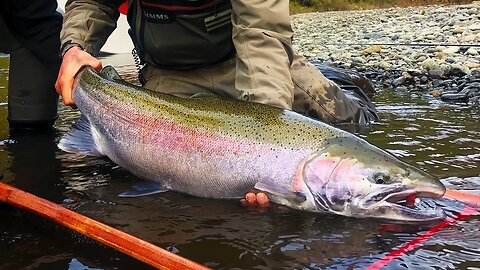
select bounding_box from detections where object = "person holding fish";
[55,0,379,207]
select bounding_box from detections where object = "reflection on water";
[369,92,480,179]
[0,53,479,269]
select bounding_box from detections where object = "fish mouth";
[371,189,446,222]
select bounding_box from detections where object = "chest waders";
[127,0,235,70]
[0,10,60,132]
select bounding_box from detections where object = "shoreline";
[289,0,474,14]
[292,2,480,102]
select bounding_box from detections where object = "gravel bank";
[291,2,480,102]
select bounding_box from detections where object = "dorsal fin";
[100,65,123,82]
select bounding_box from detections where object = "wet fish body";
[60,67,446,222]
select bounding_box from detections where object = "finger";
[55,65,74,100]
[245,193,256,205]
[54,78,61,93]
[55,69,66,93]
[256,193,270,208]
[88,58,103,72]
[240,199,247,207]
[58,76,75,106]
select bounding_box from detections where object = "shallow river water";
[0,54,479,270]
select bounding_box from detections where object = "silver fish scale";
[73,68,345,199]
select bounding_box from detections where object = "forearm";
[61,0,123,56]
[230,0,294,109]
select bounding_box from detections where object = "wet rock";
[420,75,429,83]
[459,34,477,43]
[429,69,445,78]
[440,92,470,102]
[402,72,412,81]
[416,55,427,62]
[390,34,401,41]
[452,27,465,33]
[441,82,480,102]
[363,33,384,39]
[468,23,480,31]
[439,79,454,87]
[378,15,389,22]
[445,57,456,64]
[466,7,478,14]
[378,61,392,69]
[406,69,423,76]
[395,86,408,93]
[431,89,444,97]
[393,76,406,86]
[290,2,480,104]
[421,58,441,70]
[472,69,480,78]
[363,45,382,54]
[466,63,480,69]
[443,46,460,54]
[449,64,471,76]
[466,48,479,55]
[437,52,447,60]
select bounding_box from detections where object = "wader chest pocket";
[137,0,235,68]
[204,8,231,32]
[142,6,175,24]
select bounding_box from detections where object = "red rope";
[366,206,479,270]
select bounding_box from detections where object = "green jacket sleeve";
[60,0,124,56]
[230,0,295,110]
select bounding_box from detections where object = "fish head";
[297,136,446,222]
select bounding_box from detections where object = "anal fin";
[118,181,167,198]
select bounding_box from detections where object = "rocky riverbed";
[291,2,480,102]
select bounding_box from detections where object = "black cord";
[319,43,480,47]
[132,47,146,85]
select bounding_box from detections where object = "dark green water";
[1,53,479,270]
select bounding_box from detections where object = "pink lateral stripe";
[111,102,268,155]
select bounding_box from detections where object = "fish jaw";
[360,191,446,223]
[299,136,446,223]
[357,168,446,222]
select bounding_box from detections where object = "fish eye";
[372,172,391,184]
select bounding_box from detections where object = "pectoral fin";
[254,179,307,204]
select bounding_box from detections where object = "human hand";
[55,46,102,106]
[240,192,270,210]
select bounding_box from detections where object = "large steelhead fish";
[59,66,446,222]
